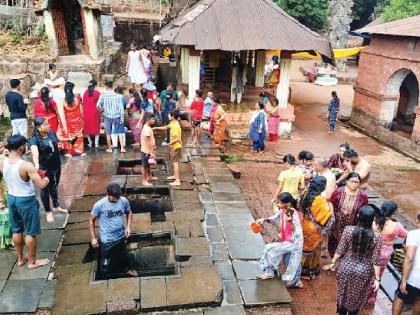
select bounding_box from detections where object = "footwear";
[120,149,127,153]
[169,181,181,186]
[106,148,113,153]
[142,181,153,187]
[161,141,169,146]
[166,176,176,180]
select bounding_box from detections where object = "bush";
[224,154,241,164]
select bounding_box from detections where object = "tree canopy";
[381,0,420,22]
[274,0,329,32]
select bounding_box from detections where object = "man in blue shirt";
[89,183,137,279]
[5,79,28,138]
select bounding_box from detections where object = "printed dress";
[336,226,382,312]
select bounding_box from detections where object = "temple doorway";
[51,0,87,55]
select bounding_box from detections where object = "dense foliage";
[381,0,420,22]
[274,0,329,32]
[350,0,388,30]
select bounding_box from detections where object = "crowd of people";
[254,144,420,314]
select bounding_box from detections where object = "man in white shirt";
[393,213,420,314]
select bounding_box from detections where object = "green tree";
[274,0,329,32]
[381,0,420,22]
[350,0,389,30]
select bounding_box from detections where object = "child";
[162,93,177,146]
[154,110,182,186]
[255,192,303,288]
[189,89,204,147]
[140,113,157,186]
[114,86,128,149]
[144,77,158,114]
[0,142,12,249]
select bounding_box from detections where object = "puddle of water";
[93,232,176,281]
[125,187,172,222]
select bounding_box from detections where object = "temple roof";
[159,0,333,60]
[357,15,420,38]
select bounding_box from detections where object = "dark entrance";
[51,0,87,55]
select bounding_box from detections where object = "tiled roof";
[160,0,333,60]
[357,15,420,38]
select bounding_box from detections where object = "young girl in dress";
[256,192,303,288]
[126,42,148,88]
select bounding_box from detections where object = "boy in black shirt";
[5,79,28,138]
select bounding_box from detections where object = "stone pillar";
[255,50,265,88]
[411,107,420,143]
[276,52,293,136]
[180,47,190,84]
[187,49,201,105]
[43,10,59,56]
[83,9,103,60]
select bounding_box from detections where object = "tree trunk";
[327,0,354,70]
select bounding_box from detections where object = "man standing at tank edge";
[5,79,29,138]
[0,135,50,269]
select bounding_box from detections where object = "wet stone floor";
[0,131,292,315]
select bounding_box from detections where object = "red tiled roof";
[357,15,420,38]
[160,0,333,60]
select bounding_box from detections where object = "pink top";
[382,222,407,245]
[278,207,294,243]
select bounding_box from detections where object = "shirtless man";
[341,149,371,189]
[314,157,336,200]
[0,135,50,269]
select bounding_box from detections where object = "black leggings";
[40,166,61,213]
[337,307,359,315]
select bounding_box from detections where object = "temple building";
[352,15,420,156]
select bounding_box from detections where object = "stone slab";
[204,305,245,315]
[226,241,264,260]
[63,227,97,245]
[203,203,217,214]
[205,213,219,227]
[180,256,213,267]
[215,261,235,281]
[210,182,240,194]
[215,203,250,214]
[172,202,204,214]
[205,169,231,176]
[0,280,5,294]
[107,278,140,302]
[212,193,246,203]
[166,266,223,309]
[0,279,46,313]
[238,279,292,306]
[0,251,16,280]
[223,281,243,305]
[190,220,205,237]
[10,252,55,280]
[38,279,57,309]
[40,212,68,230]
[131,213,152,232]
[176,237,210,257]
[37,229,63,252]
[55,244,91,266]
[208,175,236,184]
[140,278,167,311]
[232,260,260,280]
[207,227,224,243]
[173,190,200,202]
[223,226,264,244]
[219,212,255,227]
[69,196,103,212]
[210,243,229,261]
[83,174,110,195]
[66,211,90,224]
[199,191,214,203]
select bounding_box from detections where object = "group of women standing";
[255,148,408,315]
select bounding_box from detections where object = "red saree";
[33,98,60,133]
[58,97,84,155]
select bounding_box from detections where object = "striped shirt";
[97,91,124,119]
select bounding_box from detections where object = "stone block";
[67,211,91,223]
[10,252,55,280]
[190,219,205,237]
[204,305,245,315]
[223,226,264,244]
[140,278,167,311]
[107,278,140,302]
[56,244,91,267]
[210,182,241,194]
[63,228,97,245]
[166,266,223,309]
[222,281,243,305]
[226,241,264,260]
[212,193,246,203]
[210,243,229,261]
[206,227,224,243]
[69,196,103,212]
[238,279,291,306]
[173,190,200,202]
[215,203,250,214]
[0,279,46,313]
[206,213,219,226]
[219,212,255,227]
[176,237,210,257]
[232,260,260,280]
[131,214,152,233]
[0,251,16,280]
[38,279,57,309]
[180,256,213,267]
[36,229,63,252]
[215,261,235,281]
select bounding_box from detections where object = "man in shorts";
[0,135,50,269]
[140,113,156,186]
[154,110,182,186]
[89,183,137,280]
[392,212,420,314]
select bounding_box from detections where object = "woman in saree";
[300,176,335,279]
[209,97,220,136]
[213,99,226,148]
[368,201,407,305]
[57,82,85,157]
[268,98,281,142]
[34,87,60,133]
[126,91,146,146]
[328,172,368,258]
[256,192,303,288]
